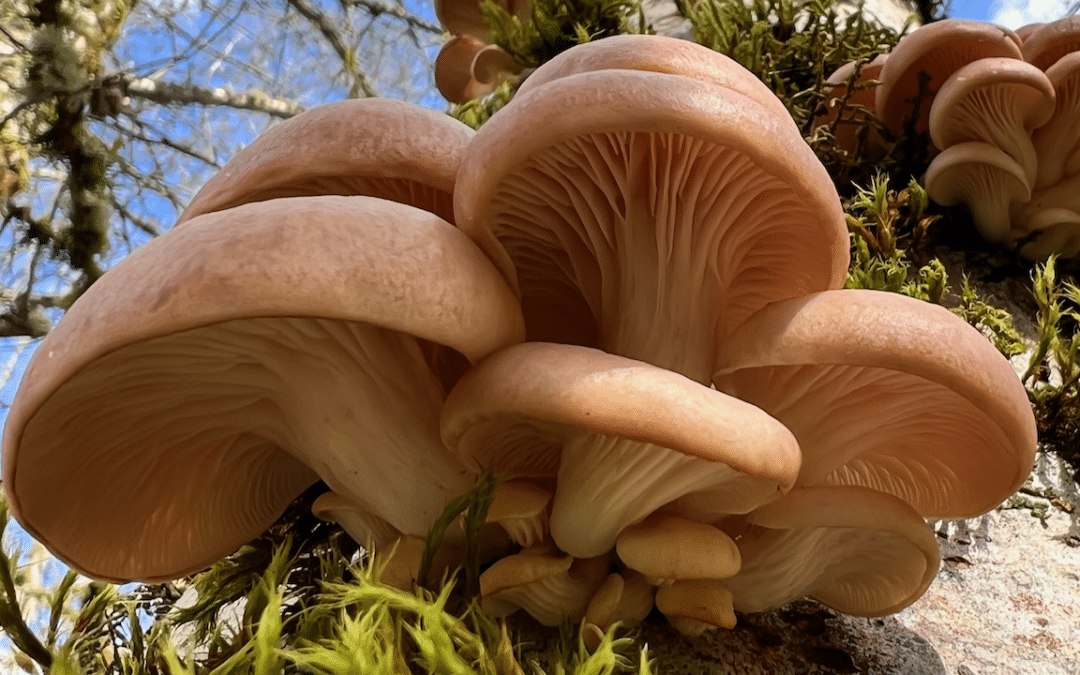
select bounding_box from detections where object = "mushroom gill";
[2,196,525,582]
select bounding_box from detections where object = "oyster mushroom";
[435,35,524,104]
[723,486,940,617]
[479,547,610,625]
[713,289,1037,519]
[875,19,1023,136]
[1,196,524,582]
[441,342,801,560]
[928,57,1055,185]
[924,141,1031,244]
[178,99,472,225]
[454,39,848,383]
[1021,16,1080,70]
[1031,51,1080,189]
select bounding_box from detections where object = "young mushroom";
[1,196,525,582]
[924,141,1031,244]
[479,547,610,626]
[441,342,801,560]
[928,57,1055,185]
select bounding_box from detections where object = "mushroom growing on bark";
[1,196,524,582]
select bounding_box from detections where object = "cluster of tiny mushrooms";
[818,16,1080,259]
[1,5,1040,644]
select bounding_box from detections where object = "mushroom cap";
[441,342,801,558]
[2,196,525,582]
[713,289,1037,519]
[1021,16,1080,70]
[928,57,1055,185]
[585,570,656,632]
[875,19,1023,134]
[615,512,741,581]
[1015,23,1044,43]
[455,59,848,381]
[479,550,610,625]
[178,99,472,225]
[924,141,1031,243]
[435,37,522,104]
[1032,51,1080,189]
[724,486,940,616]
[486,480,552,548]
[515,34,798,128]
[434,0,529,41]
[1018,207,1080,260]
[654,579,737,634]
[813,54,888,157]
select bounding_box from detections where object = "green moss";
[482,0,649,68]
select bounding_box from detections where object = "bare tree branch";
[343,0,441,34]
[123,77,304,118]
[285,0,379,98]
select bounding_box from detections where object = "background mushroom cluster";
[434,0,528,104]
[819,17,1080,259]
[1,35,1036,639]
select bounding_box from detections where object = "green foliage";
[843,173,1024,357]
[677,0,898,128]
[481,0,649,68]
[1022,257,1080,465]
[450,80,515,130]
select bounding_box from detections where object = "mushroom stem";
[549,432,774,559]
[214,318,475,539]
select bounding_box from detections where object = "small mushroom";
[434,0,530,43]
[584,569,655,640]
[723,486,939,617]
[486,480,552,548]
[178,99,472,225]
[435,36,523,104]
[441,342,801,559]
[1,196,524,582]
[928,57,1055,185]
[615,512,741,583]
[479,548,610,625]
[924,141,1031,243]
[713,289,1037,519]
[875,19,1023,136]
[1017,207,1080,260]
[654,579,737,635]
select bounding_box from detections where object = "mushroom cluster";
[2,35,1036,638]
[818,17,1080,259]
[434,0,527,104]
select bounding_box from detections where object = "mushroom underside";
[13,316,471,581]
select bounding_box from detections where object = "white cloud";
[989,0,1074,28]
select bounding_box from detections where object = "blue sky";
[954,0,1076,26]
